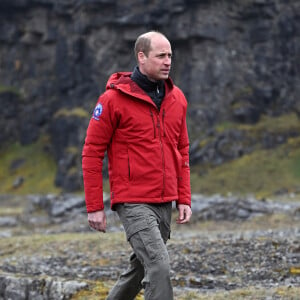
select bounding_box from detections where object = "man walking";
[82,31,192,300]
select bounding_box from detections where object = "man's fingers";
[176,205,192,224]
[176,215,188,224]
[89,220,106,232]
[179,209,184,220]
[88,210,106,232]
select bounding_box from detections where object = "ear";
[138,51,146,65]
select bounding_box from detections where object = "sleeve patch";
[93,103,103,120]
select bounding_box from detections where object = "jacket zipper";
[150,109,156,138]
[128,156,130,180]
[162,109,166,137]
[157,114,165,200]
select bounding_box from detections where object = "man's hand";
[88,210,107,233]
[176,204,192,224]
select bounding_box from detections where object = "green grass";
[215,112,300,135]
[54,107,90,119]
[178,286,300,300]
[291,153,300,178]
[0,232,128,257]
[191,113,300,197]
[72,280,144,300]
[0,138,60,195]
[0,84,21,96]
[191,136,300,198]
[239,112,300,135]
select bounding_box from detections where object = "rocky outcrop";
[191,193,300,220]
[0,0,299,191]
[5,193,300,232]
[0,274,87,300]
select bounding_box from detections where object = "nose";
[164,56,171,66]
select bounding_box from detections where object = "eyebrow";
[156,51,172,56]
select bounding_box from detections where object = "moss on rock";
[191,136,300,197]
[0,139,60,195]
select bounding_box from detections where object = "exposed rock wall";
[0,0,299,191]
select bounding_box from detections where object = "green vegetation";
[66,146,80,155]
[215,112,299,134]
[72,281,144,300]
[179,287,300,300]
[0,138,60,195]
[192,113,300,198]
[240,112,300,134]
[0,232,127,258]
[191,136,300,198]
[0,206,23,217]
[72,281,111,300]
[54,107,90,119]
[0,84,21,96]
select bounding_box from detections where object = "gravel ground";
[0,194,300,299]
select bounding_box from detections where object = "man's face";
[138,35,172,81]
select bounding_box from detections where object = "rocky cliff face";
[0,0,299,192]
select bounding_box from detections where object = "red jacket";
[82,72,191,212]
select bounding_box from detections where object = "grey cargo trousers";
[106,202,173,300]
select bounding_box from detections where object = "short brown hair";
[134,31,167,61]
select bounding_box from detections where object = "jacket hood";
[105,72,132,89]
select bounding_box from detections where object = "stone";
[0,0,29,9]
[190,194,300,221]
[0,217,17,227]
[0,273,88,300]
[12,176,24,189]
[232,105,261,124]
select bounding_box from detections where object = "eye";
[157,53,172,59]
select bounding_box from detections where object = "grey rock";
[0,217,17,227]
[0,273,88,300]
[191,194,300,221]
[49,195,85,217]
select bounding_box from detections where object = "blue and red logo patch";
[93,103,103,120]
